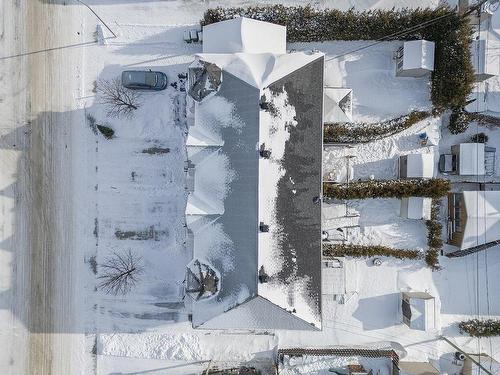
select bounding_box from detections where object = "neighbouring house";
[471,39,500,82]
[401,291,436,331]
[399,153,435,179]
[447,190,500,250]
[324,87,353,123]
[395,40,435,78]
[185,17,324,330]
[461,354,500,375]
[399,361,440,375]
[439,143,496,176]
[400,197,432,220]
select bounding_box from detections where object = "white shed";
[452,143,485,176]
[202,17,286,54]
[401,291,436,331]
[399,154,434,179]
[396,40,435,77]
[471,39,500,82]
[400,197,432,220]
[324,87,353,123]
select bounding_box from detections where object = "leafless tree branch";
[97,249,144,295]
[98,77,141,118]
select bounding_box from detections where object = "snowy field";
[48,0,500,374]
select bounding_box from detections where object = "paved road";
[0,1,86,374]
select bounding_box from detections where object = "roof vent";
[259,222,269,232]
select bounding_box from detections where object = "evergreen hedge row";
[323,178,450,200]
[202,5,474,110]
[324,111,430,143]
[425,199,443,271]
[323,243,420,260]
[459,319,500,337]
[449,109,500,134]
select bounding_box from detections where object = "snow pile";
[346,199,428,251]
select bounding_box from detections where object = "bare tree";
[98,77,141,118]
[97,250,144,295]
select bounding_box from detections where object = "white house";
[448,190,500,250]
[324,87,353,123]
[401,291,436,331]
[443,143,486,176]
[399,153,435,179]
[186,17,325,330]
[400,197,432,220]
[395,40,435,77]
[202,17,286,54]
[471,39,500,82]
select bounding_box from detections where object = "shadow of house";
[352,293,401,330]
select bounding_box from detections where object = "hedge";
[449,109,500,134]
[202,6,474,110]
[324,111,430,143]
[323,243,420,260]
[425,199,443,271]
[323,178,450,200]
[459,319,500,337]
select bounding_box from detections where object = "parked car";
[121,70,168,90]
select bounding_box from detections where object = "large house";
[448,190,500,250]
[184,17,324,330]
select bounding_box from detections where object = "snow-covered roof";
[186,31,324,330]
[400,197,432,220]
[402,153,434,178]
[195,51,323,89]
[202,17,286,54]
[402,291,435,331]
[458,143,485,175]
[402,40,435,71]
[461,191,500,249]
[323,87,353,123]
[471,38,500,77]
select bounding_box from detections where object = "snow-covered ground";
[15,0,496,374]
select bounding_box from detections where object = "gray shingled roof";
[190,57,324,330]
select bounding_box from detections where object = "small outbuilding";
[395,40,435,77]
[400,197,432,220]
[401,291,436,331]
[324,87,353,123]
[399,153,434,179]
[471,39,500,82]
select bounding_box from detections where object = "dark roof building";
[185,18,324,330]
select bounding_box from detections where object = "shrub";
[323,178,450,200]
[202,6,474,109]
[471,132,489,143]
[323,243,420,260]
[425,199,443,271]
[459,319,500,337]
[324,111,430,143]
[97,125,115,139]
[449,108,470,134]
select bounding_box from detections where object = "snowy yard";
[65,2,500,374]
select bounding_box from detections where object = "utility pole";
[74,0,117,38]
[440,336,493,375]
